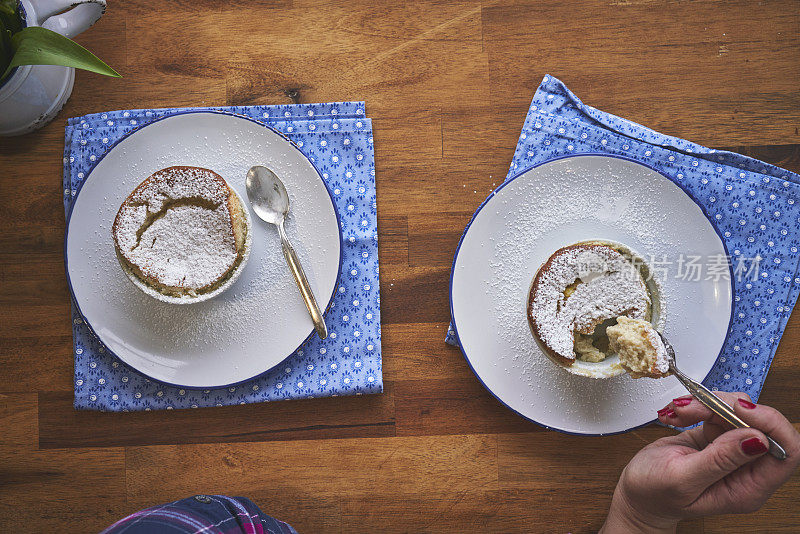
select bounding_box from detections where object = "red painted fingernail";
[657,406,671,416]
[665,409,677,418]
[742,437,768,455]
[738,398,757,409]
[673,398,692,407]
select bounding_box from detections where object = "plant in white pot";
[0,0,119,136]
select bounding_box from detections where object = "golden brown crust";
[626,369,671,379]
[228,189,247,253]
[112,166,248,298]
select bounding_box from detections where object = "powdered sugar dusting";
[122,246,292,350]
[114,167,239,291]
[647,328,670,374]
[92,217,296,352]
[529,245,650,360]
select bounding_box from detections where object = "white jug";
[0,0,106,136]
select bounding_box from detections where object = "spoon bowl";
[246,166,290,225]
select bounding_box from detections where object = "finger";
[733,399,800,464]
[684,425,710,449]
[655,425,707,450]
[656,400,721,429]
[687,469,770,517]
[655,412,731,451]
[702,419,728,445]
[677,427,769,491]
[656,391,751,429]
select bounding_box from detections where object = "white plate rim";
[449,153,735,436]
[64,109,344,390]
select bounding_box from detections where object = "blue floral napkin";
[64,102,382,410]
[446,75,800,401]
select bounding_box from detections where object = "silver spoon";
[246,165,328,340]
[657,332,785,460]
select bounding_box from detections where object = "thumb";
[679,428,769,490]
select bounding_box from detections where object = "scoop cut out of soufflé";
[112,166,249,301]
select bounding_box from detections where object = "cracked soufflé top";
[112,166,248,298]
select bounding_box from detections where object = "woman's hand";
[600,391,800,533]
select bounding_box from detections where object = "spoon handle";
[671,366,786,460]
[278,223,328,340]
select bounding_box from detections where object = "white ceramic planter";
[0,0,106,136]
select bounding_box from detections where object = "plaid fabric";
[100,495,297,534]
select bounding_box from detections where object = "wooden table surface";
[1,1,799,532]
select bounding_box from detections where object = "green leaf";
[0,2,20,80]
[2,26,120,81]
[0,0,20,34]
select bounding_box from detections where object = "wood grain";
[1,0,799,532]
[0,448,128,533]
[0,393,38,447]
[38,387,396,448]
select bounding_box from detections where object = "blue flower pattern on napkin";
[64,102,382,411]
[447,76,800,401]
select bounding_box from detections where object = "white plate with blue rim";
[450,154,733,435]
[65,111,342,389]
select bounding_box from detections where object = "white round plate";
[66,111,342,389]
[450,155,733,435]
